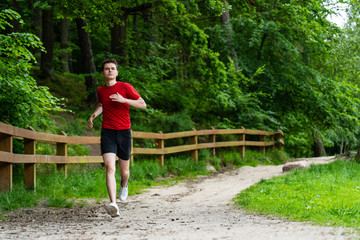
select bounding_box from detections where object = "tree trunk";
[257,33,267,60]
[41,6,55,79]
[76,17,98,104]
[340,141,343,155]
[110,3,153,66]
[356,146,360,160]
[142,6,156,59]
[111,14,128,66]
[60,17,70,73]
[313,139,326,157]
[142,7,155,43]
[9,0,20,32]
[220,0,238,69]
[220,3,230,24]
[312,129,326,157]
[30,0,42,64]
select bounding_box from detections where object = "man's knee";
[105,163,116,173]
[120,168,129,177]
[103,154,117,174]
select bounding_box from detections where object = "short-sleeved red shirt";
[97,81,141,130]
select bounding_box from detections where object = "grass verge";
[234,159,360,230]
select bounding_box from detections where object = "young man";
[88,58,146,217]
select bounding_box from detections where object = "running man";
[88,58,146,217]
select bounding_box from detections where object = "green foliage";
[285,132,313,158]
[0,9,64,128]
[35,143,56,155]
[131,160,167,181]
[220,151,243,167]
[242,149,288,167]
[165,157,208,177]
[0,185,38,212]
[234,160,360,229]
[2,0,360,158]
[199,148,288,169]
[67,145,90,156]
[35,165,108,205]
[198,149,221,170]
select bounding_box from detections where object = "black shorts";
[101,128,131,160]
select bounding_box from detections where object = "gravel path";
[1,156,359,240]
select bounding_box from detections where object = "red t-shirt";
[97,81,141,130]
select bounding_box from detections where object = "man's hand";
[109,92,127,103]
[88,104,103,129]
[88,114,96,129]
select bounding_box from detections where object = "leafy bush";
[0,9,64,128]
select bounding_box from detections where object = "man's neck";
[105,79,117,87]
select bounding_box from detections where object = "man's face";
[102,63,118,80]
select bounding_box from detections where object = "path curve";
[1,156,358,240]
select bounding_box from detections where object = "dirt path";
[1,156,358,240]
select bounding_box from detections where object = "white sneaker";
[105,202,120,218]
[119,183,128,202]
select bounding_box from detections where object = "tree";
[60,17,70,73]
[0,9,63,127]
[220,0,239,69]
[205,0,360,157]
[3,0,360,158]
[76,17,98,104]
[111,3,153,65]
[40,3,55,79]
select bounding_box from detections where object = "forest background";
[1,0,360,158]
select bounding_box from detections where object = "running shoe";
[105,202,120,218]
[119,182,128,202]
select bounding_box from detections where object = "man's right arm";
[88,103,103,129]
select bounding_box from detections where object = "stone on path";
[206,165,217,172]
[282,160,310,172]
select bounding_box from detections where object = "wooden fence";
[0,122,284,192]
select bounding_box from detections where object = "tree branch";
[245,0,256,7]
[122,3,154,15]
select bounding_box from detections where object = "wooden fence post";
[156,131,164,166]
[239,127,245,158]
[24,126,36,191]
[211,127,216,156]
[275,130,284,150]
[0,132,13,192]
[269,134,275,151]
[259,133,266,153]
[190,128,198,162]
[56,131,67,177]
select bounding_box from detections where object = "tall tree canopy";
[1,0,360,157]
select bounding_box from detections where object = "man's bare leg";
[103,153,117,203]
[119,159,130,187]
[118,159,130,201]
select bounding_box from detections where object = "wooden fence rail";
[0,122,284,192]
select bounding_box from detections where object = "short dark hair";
[102,58,118,71]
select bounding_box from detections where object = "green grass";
[0,149,287,217]
[0,157,209,212]
[234,159,360,230]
